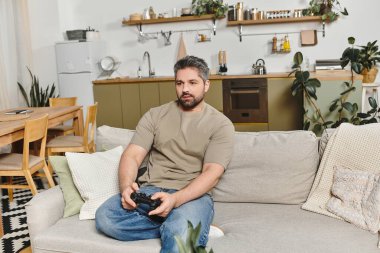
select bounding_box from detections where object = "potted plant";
[175,221,214,253]
[17,67,58,107]
[303,0,348,22]
[341,37,380,83]
[191,0,228,18]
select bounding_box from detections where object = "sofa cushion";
[66,146,123,220]
[96,125,148,167]
[49,156,84,218]
[209,202,379,253]
[212,131,319,204]
[96,125,135,151]
[32,202,379,253]
[33,215,160,253]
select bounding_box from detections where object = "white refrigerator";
[55,41,105,118]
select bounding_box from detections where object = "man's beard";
[177,92,204,110]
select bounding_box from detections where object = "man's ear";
[204,80,210,93]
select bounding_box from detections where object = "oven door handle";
[230,89,260,94]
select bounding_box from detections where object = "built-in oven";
[223,78,268,123]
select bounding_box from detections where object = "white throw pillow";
[66,146,123,220]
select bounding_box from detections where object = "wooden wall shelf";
[227,16,323,26]
[123,14,223,26]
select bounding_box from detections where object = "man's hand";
[148,192,177,217]
[120,182,139,210]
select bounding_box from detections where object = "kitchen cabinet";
[267,78,303,131]
[93,84,123,128]
[206,80,223,112]
[93,80,223,129]
[120,84,141,130]
[159,81,176,105]
[139,82,160,116]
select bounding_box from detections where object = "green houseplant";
[341,37,380,83]
[17,67,58,107]
[289,49,379,135]
[302,0,348,22]
[175,221,214,253]
[191,0,228,18]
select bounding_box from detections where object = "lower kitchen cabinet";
[206,80,223,112]
[267,78,303,131]
[120,84,141,130]
[159,81,176,105]
[139,82,160,116]
[93,84,123,128]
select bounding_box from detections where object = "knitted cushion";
[65,146,123,220]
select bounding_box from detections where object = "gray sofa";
[26,128,379,253]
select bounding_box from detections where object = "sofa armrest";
[25,186,65,251]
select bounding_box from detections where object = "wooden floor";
[20,246,32,253]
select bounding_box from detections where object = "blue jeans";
[95,186,214,253]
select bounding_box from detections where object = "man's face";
[175,67,210,111]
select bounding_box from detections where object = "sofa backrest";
[96,126,320,205]
[212,130,320,205]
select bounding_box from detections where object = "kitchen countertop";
[92,70,362,85]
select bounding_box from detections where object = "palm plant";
[17,67,58,107]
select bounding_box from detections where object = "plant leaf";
[342,102,354,113]
[348,37,355,45]
[340,86,356,96]
[341,7,348,16]
[175,236,188,253]
[17,82,30,107]
[369,97,378,109]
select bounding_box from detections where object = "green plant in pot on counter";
[191,0,228,18]
[341,37,380,83]
[17,67,58,107]
[289,50,379,135]
[302,0,348,22]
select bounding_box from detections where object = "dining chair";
[0,114,55,201]
[46,103,97,156]
[48,97,78,136]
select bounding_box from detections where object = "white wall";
[28,0,380,90]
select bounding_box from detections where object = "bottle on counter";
[137,66,142,78]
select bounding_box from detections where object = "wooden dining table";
[0,106,83,147]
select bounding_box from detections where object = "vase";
[361,67,379,83]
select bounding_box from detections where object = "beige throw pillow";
[65,146,123,220]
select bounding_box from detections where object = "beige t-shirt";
[131,101,234,190]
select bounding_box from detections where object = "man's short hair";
[174,56,209,82]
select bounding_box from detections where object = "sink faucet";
[143,51,155,77]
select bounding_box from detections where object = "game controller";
[130,192,162,211]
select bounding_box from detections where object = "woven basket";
[361,67,378,83]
